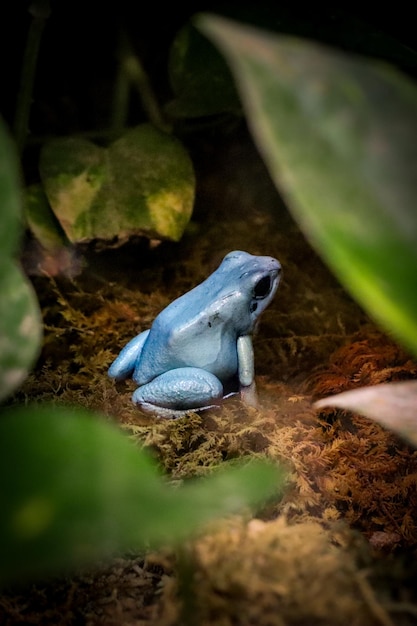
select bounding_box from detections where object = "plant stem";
[116,30,171,134]
[14,0,51,155]
[111,53,131,134]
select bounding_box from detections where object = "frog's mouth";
[272,266,282,293]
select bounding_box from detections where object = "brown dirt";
[2,126,417,626]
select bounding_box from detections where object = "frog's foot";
[240,381,258,408]
[108,330,150,381]
[132,367,224,418]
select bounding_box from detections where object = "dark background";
[4,2,417,142]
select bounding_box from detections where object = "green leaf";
[0,119,22,259]
[316,381,417,448]
[0,117,42,401]
[24,184,69,251]
[167,24,241,119]
[198,16,417,357]
[40,124,195,244]
[0,262,42,401]
[0,405,285,585]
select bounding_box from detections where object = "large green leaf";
[0,119,21,258]
[0,405,285,585]
[198,16,417,356]
[40,124,195,244]
[0,118,42,401]
[0,262,42,401]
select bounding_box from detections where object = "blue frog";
[108,250,281,417]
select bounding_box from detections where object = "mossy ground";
[2,127,417,625]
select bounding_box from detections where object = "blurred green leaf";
[316,381,417,447]
[0,405,286,585]
[0,118,42,401]
[167,24,241,119]
[0,118,21,259]
[0,262,42,401]
[199,16,417,357]
[40,124,195,244]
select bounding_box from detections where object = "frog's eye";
[254,275,272,299]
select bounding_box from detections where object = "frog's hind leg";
[132,367,223,418]
[108,330,150,381]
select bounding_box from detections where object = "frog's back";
[134,280,239,385]
[133,250,280,386]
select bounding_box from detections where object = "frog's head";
[220,250,282,332]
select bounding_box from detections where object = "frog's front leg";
[132,367,224,418]
[237,335,258,407]
[108,329,150,381]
